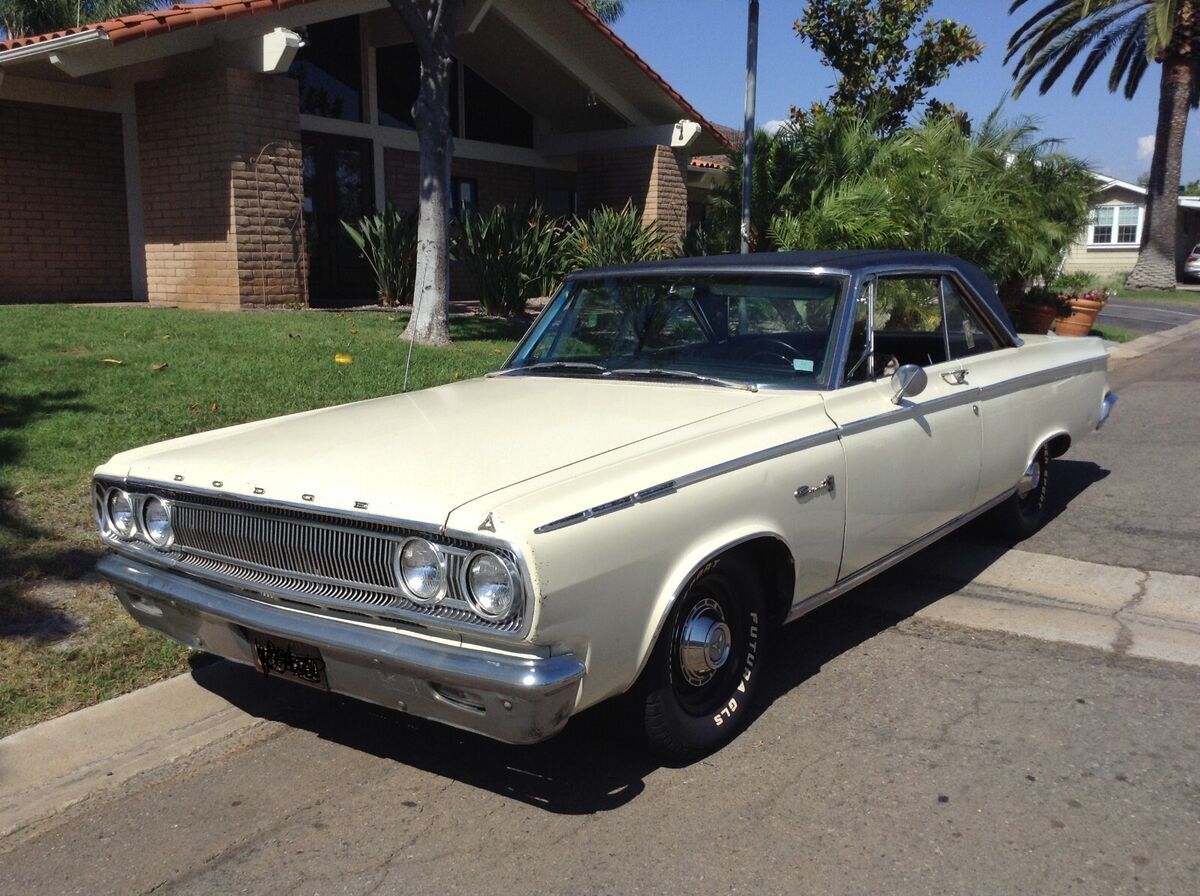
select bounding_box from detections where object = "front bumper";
[98,555,585,744]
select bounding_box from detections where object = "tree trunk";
[388,0,459,346]
[1126,53,1196,290]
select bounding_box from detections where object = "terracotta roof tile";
[0,0,320,51]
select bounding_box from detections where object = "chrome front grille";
[108,486,522,634]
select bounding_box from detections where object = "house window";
[1090,205,1141,246]
[377,43,460,136]
[289,17,363,122]
[545,188,577,217]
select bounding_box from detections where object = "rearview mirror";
[890,364,927,404]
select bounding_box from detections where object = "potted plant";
[1053,287,1110,336]
[1017,286,1068,335]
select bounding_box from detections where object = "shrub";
[559,202,679,272]
[341,206,418,306]
[456,203,564,316]
[1050,271,1097,294]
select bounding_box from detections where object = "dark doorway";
[302,132,375,307]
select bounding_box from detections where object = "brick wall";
[577,145,688,238]
[137,69,304,309]
[0,100,131,304]
[228,70,305,308]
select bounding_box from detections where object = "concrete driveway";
[1098,299,1200,335]
[1,333,1198,896]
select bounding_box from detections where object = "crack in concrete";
[1111,570,1151,658]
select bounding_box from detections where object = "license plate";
[251,635,329,690]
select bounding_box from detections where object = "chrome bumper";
[98,555,585,745]
[1097,390,1118,429]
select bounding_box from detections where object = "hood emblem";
[479,513,496,533]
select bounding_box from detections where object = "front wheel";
[633,555,767,761]
[991,443,1051,539]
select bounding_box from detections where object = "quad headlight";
[396,537,446,604]
[464,550,521,621]
[140,496,174,547]
[104,488,137,539]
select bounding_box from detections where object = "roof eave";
[0,28,109,65]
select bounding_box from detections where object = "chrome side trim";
[1097,390,1118,429]
[783,488,1013,623]
[976,356,1107,400]
[533,429,841,534]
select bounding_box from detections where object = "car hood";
[100,375,767,527]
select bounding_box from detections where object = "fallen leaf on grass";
[350,328,358,335]
[161,334,173,341]
[452,372,460,380]
[188,404,201,413]
[210,403,219,413]
[100,358,124,366]
[334,352,353,365]
[13,487,25,497]
[492,349,504,354]
[150,362,169,372]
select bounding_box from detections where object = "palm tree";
[1007,0,1200,289]
[585,0,627,23]
[0,1,158,39]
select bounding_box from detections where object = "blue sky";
[610,0,1200,183]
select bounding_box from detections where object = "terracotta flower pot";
[1019,303,1056,335]
[1053,295,1106,337]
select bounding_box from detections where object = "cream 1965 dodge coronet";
[94,251,1117,758]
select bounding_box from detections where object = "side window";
[873,276,947,369]
[942,278,997,358]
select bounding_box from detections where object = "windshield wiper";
[490,361,609,377]
[605,368,758,392]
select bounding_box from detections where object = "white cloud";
[762,119,789,135]
[1137,134,1155,162]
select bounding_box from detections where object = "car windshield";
[504,273,846,388]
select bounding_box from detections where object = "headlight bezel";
[103,487,138,540]
[462,549,523,622]
[395,536,448,605]
[139,495,175,548]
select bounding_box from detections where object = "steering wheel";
[747,339,799,369]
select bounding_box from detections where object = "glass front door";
[302,133,375,307]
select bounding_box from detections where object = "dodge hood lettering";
[99,376,765,526]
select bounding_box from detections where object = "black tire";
[992,443,1051,540]
[634,554,767,761]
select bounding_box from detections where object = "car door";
[822,273,983,578]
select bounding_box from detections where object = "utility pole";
[740,0,759,254]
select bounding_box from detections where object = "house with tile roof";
[0,0,732,307]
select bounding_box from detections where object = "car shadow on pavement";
[191,458,1109,815]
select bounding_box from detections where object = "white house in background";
[1061,173,1200,278]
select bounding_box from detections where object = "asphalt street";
[1097,299,1200,335]
[1,335,1197,896]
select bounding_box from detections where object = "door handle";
[941,368,969,386]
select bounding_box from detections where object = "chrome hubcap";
[678,598,732,687]
[1017,461,1041,499]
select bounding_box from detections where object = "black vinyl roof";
[568,250,1019,341]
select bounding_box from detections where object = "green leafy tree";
[1007,0,1200,289]
[0,0,158,38]
[793,0,983,135]
[1182,178,1200,194]
[769,112,1096,304]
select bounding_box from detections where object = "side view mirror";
[890,364,927,404]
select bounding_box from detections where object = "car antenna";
[402,285,423,393]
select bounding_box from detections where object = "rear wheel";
[992,443,1051,539]
[634,555,767,761]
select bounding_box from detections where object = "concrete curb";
[0,665,268,840]
[1108,317,1200,361]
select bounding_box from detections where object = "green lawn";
[1090,324,1139,343]
[0,305,525,736]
